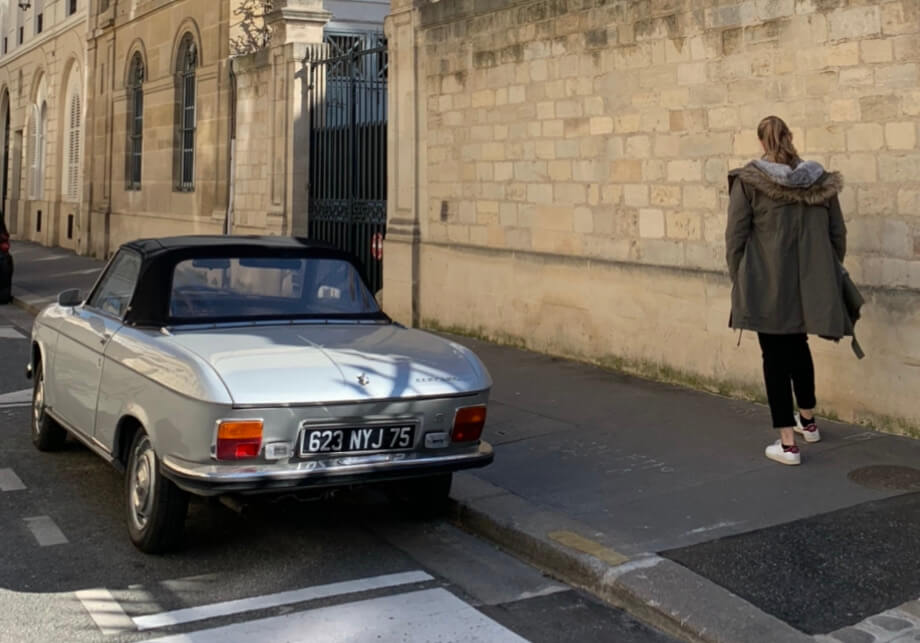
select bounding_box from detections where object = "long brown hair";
[757,116,801,168]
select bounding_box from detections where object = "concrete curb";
[449,473,813,643]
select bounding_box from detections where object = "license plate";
[300,425,416,455]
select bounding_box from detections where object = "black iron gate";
[307,33,388,293]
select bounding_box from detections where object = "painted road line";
[23,516,69,546]
[548,530,629,566]
[133,570,434,631]
[0,468,26,491]
[0,388,33,408]
[0,327,25,339]
[146,588,528,643]
[75,588,136,636]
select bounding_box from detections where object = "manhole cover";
[848,465,920,491]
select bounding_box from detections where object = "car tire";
[125,431,189,554]
[31,360,67,451]
[391,472,453,516]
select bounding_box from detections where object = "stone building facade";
[1,0,386,257]
[0,0,87,251]
[384,0,920,435]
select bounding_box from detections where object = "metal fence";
[307,33,388,294]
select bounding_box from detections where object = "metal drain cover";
[848,465,920,491]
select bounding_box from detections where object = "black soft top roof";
[115,236,373,327]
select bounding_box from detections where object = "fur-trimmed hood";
[728,160,844,205]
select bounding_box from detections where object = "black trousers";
[757,333,817,428]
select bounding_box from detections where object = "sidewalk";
[7,240,920,643]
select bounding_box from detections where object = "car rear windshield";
[169,256,381,321]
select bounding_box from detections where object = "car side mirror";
[57,289,82,307]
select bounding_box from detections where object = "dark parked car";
[0,216,12,304]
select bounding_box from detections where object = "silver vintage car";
[28,236,493,552]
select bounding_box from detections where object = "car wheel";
[391,473,453,516]
[125,431,189,553]
[31,360,67,451]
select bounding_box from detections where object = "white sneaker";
[765,440,801,465]
[794,413,821,443]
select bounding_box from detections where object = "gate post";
[383,0,423,327]
[266,0,330,237]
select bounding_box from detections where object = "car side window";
[87,251,141,319]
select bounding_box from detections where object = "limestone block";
[666,211,702,240]
[660,88,692,110]
[482,142,505,161]
[573,207,594,234]
[703,211,729,243]
[708,106,739,130]
[515,161,548,182]
[885,122,917,150]
[846,123,885,151]
[876,64,919,89]
[678,62,708,85]
[528,184,555,205]
[882,2,919,36]
[903,91,920,116]
[549,160,572,182]
[573,160,606,183]
[535,140,556,160]
[590,117,614,135]
[564,118,590,139]
[910,260,920,289]
[684,185,718,209]
[585,96,606,116]
[530,59,548,82]
[829,99,860,122]
[830,153,878,183]
[643,160,668,182]
[878,154,920,183]
[894,35,920,64]
[827,42,860,67]
[626,136,652,158]
[898,189,920,216]
[555,183,587,205]
[680,133,732,157]
[856,186,898,216]
[828,6,881,42]
[537,205,574,231]
[537,101,555,120]
[615,113,641,133]
[839,66,874,87]
[705,158,727,184]
[860,94,900,121]
[447,224,470,243]
[641,108,671,133]
[556,140,580,159]
[655,135,681,158]
[556,100,583,119]
[804,71,839,97]
[861,39,894,64]
[625,184,650,207]
[639,239,686,266]
[639,208,666,239]
[650,185,681,207]
[476,163,494,181]
[543,120,564,137]
[509,85,526,104]
[757,0,795,21]
[611,160,643,182]
[495,125,509,141]
[668,159,702,182]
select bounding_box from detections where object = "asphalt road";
[0,303,677,643]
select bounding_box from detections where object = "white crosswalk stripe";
[0,327,25,339]
[0,468,26,491]
[0,388,32,409]
[23,516,69,546]
[79,571,531,642]
[145,588,528,643]
[133,570,434,631]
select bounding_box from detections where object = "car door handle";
[100,334,111,345]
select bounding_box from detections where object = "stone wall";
[385,0,920,435]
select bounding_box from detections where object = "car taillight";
[451,406,487,443]
[216,420,263,460]
[0,233,9,253]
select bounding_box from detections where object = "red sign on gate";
[371,233,384,261]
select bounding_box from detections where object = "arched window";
[64,70,82,201]
[29,103,45,199]
[126,53,144,190]
[174,34,197,192]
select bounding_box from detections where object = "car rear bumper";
[160,441,494,496]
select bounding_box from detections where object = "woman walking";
[726,115,848,466]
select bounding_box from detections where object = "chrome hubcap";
[130,439,156,531]
[32,376,44,437]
